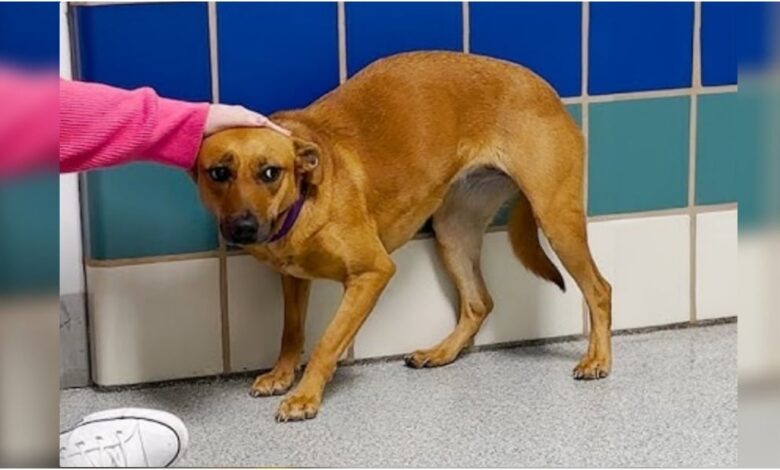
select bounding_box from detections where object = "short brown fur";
[196,52,612,422]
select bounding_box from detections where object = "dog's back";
[275,51,581,251]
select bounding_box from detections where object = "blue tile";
[346,2,462,76]
[589,3,693,94]
[76,3,211,101]
[75,3,217,259]
[0,172,59,295]
[218,2,339,114]
[701,3,737,86]
[735,3,773,72]
[0,2,58,68]
[470,2,581,98]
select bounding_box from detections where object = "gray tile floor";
[61,323,736,467]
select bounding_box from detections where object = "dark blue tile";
[589,3,693,94]
[75,3,217,259]
[218,2,339,114]
[346,2,462,76]
[735,2,773,72]
[76,3,211,101]
[0,2,58,68]
[470,2,581,97]
[701,3,737,86]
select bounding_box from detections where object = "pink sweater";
[60,80,209,173]
[0,71,209,178]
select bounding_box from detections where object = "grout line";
[694,202,738,213]
[85,250,221,268]
[698,84,738,95]
[83,205,739,268]
[68,1,163,5]
[688,2,702,324]
[208,1,231,373]
[509,86,738,107]
[207,2,220,104]
[218,237,231,374]
[337,2,347,84]
[91,316,735,391]
[462,1,470,53]
[589,87,692,103]
[560,85,737,106]
[587,206,690,223]
[581,1,590,336]
[344,317,736,367]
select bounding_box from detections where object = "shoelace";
[61,423,146,467]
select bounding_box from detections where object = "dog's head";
[194,128,321,246]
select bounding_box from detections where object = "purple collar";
[268,183,308,243]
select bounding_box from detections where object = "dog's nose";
[223,213,259,245]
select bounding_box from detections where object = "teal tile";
[696,93,741,205]
[697,91,768,229]
[86,164,218,260]
[588,97,690,216]
[0,172,59,295]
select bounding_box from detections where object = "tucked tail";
[507,192,566,291]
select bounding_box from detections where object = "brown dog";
[195,51,612,422]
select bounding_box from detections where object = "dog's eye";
[259,166,281,183]
[207,166,231,183]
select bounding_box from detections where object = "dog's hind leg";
[404,169,515,368]
[499,115,612,379]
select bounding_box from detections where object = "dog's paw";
[275,392,320,422]
[572,355,610,380]
[250,368,295,397]
[403,347,459,369]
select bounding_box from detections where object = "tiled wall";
[0,2,59,297]
[67,2,753,386]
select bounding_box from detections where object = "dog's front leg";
[275,259,395,421]
[250,275,310,397]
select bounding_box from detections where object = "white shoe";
[59,408,189,467]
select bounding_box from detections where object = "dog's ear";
[293,138,323,185]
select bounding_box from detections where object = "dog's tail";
[507,192,566,292]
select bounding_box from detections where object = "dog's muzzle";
[221,212,269,245]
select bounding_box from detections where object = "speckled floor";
[60,323,737,467]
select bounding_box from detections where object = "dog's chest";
[252,249,328,279]
[260,253,314,279]
[247,244,345,281]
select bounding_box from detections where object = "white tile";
[354,232,582,359]
[226,255,342,372]
[225,256,282,372]
[88,258,222,386]
[475,231,583,345]
[354,239,458,359]
[737,230,780,379]
[696,210,738,320]
[588,215,691,330]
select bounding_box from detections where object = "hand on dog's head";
[193,128,321,246]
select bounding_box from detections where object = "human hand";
[204,104,291,137]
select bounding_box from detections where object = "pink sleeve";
[0,68,59,179]
[59,79,209,173]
